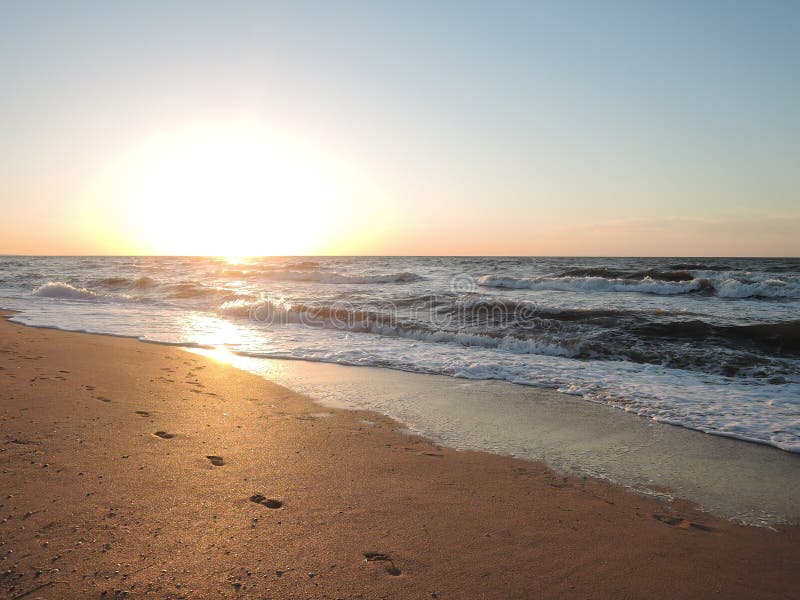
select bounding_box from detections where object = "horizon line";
[1,254,798,259]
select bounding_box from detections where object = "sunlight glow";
[121,122,341,256]
[202,346,237,364]
[178,312,255,350]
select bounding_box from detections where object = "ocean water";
[1,256,798,453]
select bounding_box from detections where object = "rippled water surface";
[1,256,798,451]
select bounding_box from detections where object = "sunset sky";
[1,2,798,256]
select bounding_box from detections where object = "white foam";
[478,273,800,298]
[227,323,800,454]
[32,281,136,302]
[3,256,799,460]
[478,274,701,295]
[713,276,800,299]
[217,297,578,357]
[214,355,800,525]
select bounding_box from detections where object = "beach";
[3,0,799,596]
[1,312,799,599]
[5,256,799,457]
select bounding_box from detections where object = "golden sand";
[1,313,798,598]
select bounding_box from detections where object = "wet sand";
[1,312,798,599]
[214,350,800,527]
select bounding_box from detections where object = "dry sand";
[0,312,798,599]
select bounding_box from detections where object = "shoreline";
[6,294,798,456]
[5,306,797,456]
[6,308,800,527]
[209,350,800,527]
[6,308,800,529]
[1,312,799,598]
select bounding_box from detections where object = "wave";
[555,268,694,282]
[712,277,800,299]
[478,275,705,295]
[218,297,578,357]
[631,320,800,354]
[478,274,800,298]
[99,276,157,289]
[164,284,258,305]
[35,278,247,303]
[99,277,130,286]
[260,270,422,284]
[726,321,800,353]
[166,282,229,299]
[33,282,101,300]
[32,282,136,302]
[283,260,322,271]
[667,261,800,274]
[391,328,578,356]
[221,261,323,279]
[451,297,673,330]
[667,263,732,271]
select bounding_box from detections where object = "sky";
[0,1,798,256]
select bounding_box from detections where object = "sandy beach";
[1,312,799,599]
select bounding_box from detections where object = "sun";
[79,118,397,256]
[121,122,339,256]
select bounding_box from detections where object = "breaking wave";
[478,275,705,295]
[218,297,578,357]
[555,268,694,282]
[478,274,800,298]
[7,255,799,456]
[712,278,800,299]
[32,282,137,302]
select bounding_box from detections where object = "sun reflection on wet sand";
[202,346,237,364]
[178,312,249,344]
[187,345,289,381]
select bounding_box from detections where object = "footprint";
[363,552,391,562]
[206,455,225,466]
[135,411,150,417]
[153,431,175,439]
[549,481,571,489]
[363,552,401,576]
[96,396,112,403]
[250,494,283,509]
[653,514,712,532]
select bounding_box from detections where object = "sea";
[1,256,798,453]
